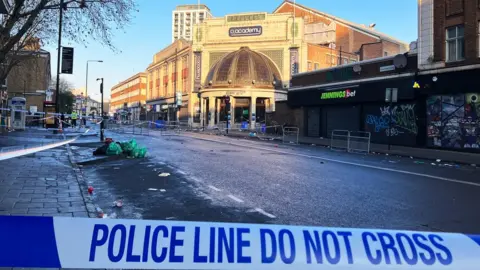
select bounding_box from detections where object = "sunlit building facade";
[110,72,147,121]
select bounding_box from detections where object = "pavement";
[68,128,480,235]
[0,125,99,218]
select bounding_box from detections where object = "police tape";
[0,216,478,269]
[0,137,77,161]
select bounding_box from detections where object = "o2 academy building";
[191,12,307,129]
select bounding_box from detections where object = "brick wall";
[433,0,480,66]
[267,101,304,133]
[351,26,379,53]
[359,42,383,60]
[6,53,51,112]
[382,40,403,56]
[307,44,358,70]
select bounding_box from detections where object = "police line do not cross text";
[47,218,480,269]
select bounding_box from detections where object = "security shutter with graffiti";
[364,103,418,146]
[426,93,480,149]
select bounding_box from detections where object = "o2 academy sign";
[229,26,263,37]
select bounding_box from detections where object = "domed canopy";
[205,47,282,89]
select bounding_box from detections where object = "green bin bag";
[106,142,123,156]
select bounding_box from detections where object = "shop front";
[289,76,419,146]
[419,69,480,151]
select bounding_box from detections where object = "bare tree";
[0,0,137,81]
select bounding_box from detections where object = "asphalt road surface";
[79,130,480,234]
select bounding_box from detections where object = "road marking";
[255,208,276,219]
[181,134,480,187]
[190,176,202,183]
[177,170,187,175]
[227,194,244,203]
[208,185,221,192]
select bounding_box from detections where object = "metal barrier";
[348,131,371,153]
[330,130,350,151]
[282,127,299,144]
[330,130,371,154]
[256,125,283,141]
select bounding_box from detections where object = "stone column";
[230,97,235,127]
[208,96,215,127]
[250,96,257,130]
[216,97,221,124]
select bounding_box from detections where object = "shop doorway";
[307,107,320,137]
[234,98,250,124]
[256,98,267,124]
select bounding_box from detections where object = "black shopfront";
[417,69,480,152]
[288,76,423,147]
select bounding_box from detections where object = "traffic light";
[225,96,231,111]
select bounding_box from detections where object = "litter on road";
[158,172,170,177]
[113,200,123,208]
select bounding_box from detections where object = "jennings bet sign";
[229,26,263,37]
[321,89,356,100]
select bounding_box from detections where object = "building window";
[314,63,319,70]
[307,61,312,71]
[478,21,480,57]
[384,52,388,57]
[446,25,465,62]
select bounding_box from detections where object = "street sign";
[45,89,54,102]
[61,47,74,74]
[176,92,182,106]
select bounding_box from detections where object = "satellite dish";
[393,54,407,69]
[353,65,362,73]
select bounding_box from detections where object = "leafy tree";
[0,0,137,81]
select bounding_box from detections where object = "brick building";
[4,49,51,114]
[145,39,191,122]
[274,0,409,66]
[416,0,480,151]
[110,72,147,121]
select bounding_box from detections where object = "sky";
[47,0,418,101]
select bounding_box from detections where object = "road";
[76,129,480,234]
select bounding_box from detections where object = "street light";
[97,78,104,142]
[85,60,103,115]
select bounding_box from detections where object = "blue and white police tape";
[0,216,479,269]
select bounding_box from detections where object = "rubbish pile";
[93,138,147,158]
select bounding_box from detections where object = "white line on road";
[177,170,187,175]
[208,185,222,192]
[255,208,276,219]
[190,176,202,183]
[181,134,480,187]
[227,194,244,203]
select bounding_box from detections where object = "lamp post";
[85,60,103,116]
[97,78,104,141]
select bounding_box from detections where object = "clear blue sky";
[48,0,418,101]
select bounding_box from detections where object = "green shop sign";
[321,89,356,100]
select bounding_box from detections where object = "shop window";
[426,93,480,149]
[446,25,465,62]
